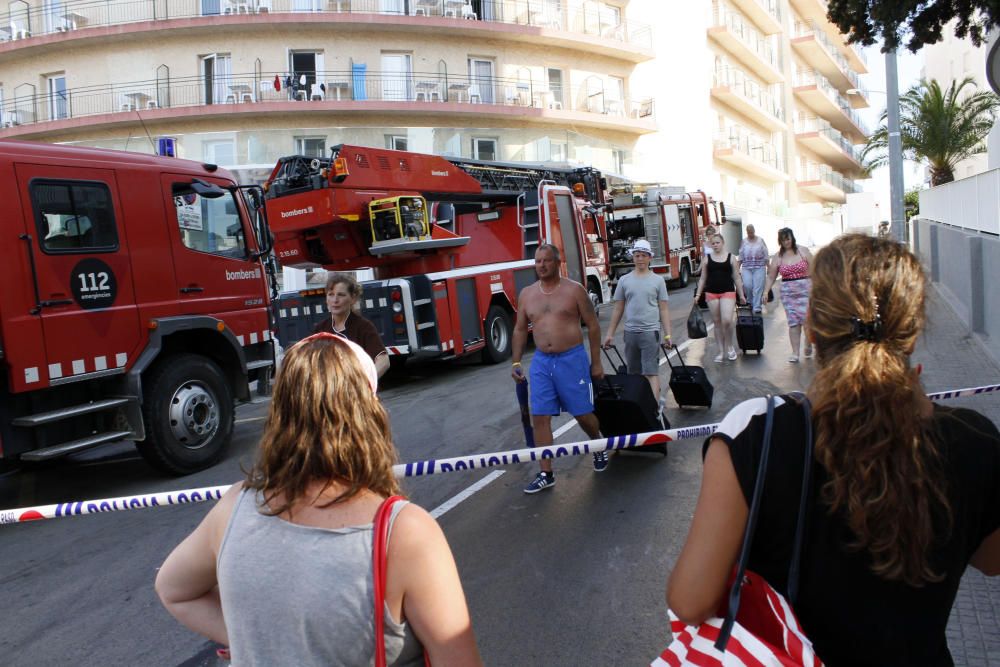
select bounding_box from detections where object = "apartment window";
[381,52,412,101]
[598,3,621,35]
[547,68,564,108]
[46,74,69,120]
[294,136,327,157]
[203,140,235,165]
[551,141,567,162]
[201,54,232,105]
[43,0,66,32]
[472,137,498,160]
[612,149,626,175]
[289,51,325,99]
[468,58,496,104]
[386,135,409,151]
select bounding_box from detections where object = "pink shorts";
[705,291,736,301]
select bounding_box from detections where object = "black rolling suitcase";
[592,346,668,456]
[666,346,714,409]
[735,304,764,354]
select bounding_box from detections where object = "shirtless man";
[511,244,606,494]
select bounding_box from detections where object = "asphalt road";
[0,285,817,666]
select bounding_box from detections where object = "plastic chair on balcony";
[310,83,324,101]
[9,20,28,39]
[461,1,476,19]
[256,0,271,11]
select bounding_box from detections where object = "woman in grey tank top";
[156,334,483,666]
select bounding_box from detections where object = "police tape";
[0,486,229,525]
[3,381,999,525]
[925,382,1000,400]
[0,424,717,525]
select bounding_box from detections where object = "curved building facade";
[0,1,655,178]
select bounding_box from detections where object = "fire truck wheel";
[137,354,234,475]
[676,261,690,288]
[482,305,513,364]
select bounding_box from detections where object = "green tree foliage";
[827,0,999,52]
[904,187,921,221]
[860,77,999,186]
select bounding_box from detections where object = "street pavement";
[914,287,1000,666]
[1,282,997,666]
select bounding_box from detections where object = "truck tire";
[482,305,513,364]
[675,260,690,288]
[136,354,234,475]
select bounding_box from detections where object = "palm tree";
[860,77,999,186]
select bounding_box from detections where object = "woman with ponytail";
[667,234,1000,666]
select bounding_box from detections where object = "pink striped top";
[778,258,809,281]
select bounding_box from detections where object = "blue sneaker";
[524,472,555,494]
[592,451,610,472]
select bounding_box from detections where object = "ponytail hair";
[808,234,949,586]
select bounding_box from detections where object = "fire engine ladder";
[447,159,550,196]
[521,188,541,259]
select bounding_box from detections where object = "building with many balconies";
[0,0,655,179]
[0,0,867,243]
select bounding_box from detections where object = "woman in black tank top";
[694,233,746,362]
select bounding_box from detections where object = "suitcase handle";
[601,344,627,372]
[663,343,690,371]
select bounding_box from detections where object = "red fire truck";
[607,185,732,288]
[265,145,611,364]
[0,141,275,474]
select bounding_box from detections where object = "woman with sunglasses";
[156,333,483,666]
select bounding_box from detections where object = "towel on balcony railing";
[273,75,281,91]
[352,63,367,101]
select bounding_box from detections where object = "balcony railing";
[793,19,860,89]
[713,65,784,121]
[712,0,781,71]
[795,117,861,162]
[0,69,655,127]
[714,131,784,171]
[0,0,652,49]
[794,68,870,135]
[798,163,859,193]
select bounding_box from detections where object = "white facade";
[923,20,992,179]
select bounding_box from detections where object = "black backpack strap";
[785,393,814,605]
[716,393,775,651]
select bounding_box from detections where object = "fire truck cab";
[0,141,275,474]
[265,145,611,364]
[608,186,726,289]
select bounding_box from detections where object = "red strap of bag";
[373,495,406,667]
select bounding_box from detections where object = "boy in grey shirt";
[602,239,673,406]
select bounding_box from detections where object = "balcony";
[0,70,657,137]
[797,163,858,203]
[708,1,783,83]
[791,20,860,92]
[794,119,863,173]
[713,132,787,181]
[727,0,781,35]
[787,0,827,24]
[792,69,869,143]
[0,0,654,63]
[711,66,785,131]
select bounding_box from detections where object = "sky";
[859,45,926,218]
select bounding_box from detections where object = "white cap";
[629,239,653,256]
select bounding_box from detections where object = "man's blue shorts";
[528,344,594,417]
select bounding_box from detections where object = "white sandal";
[788,355,800,363]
